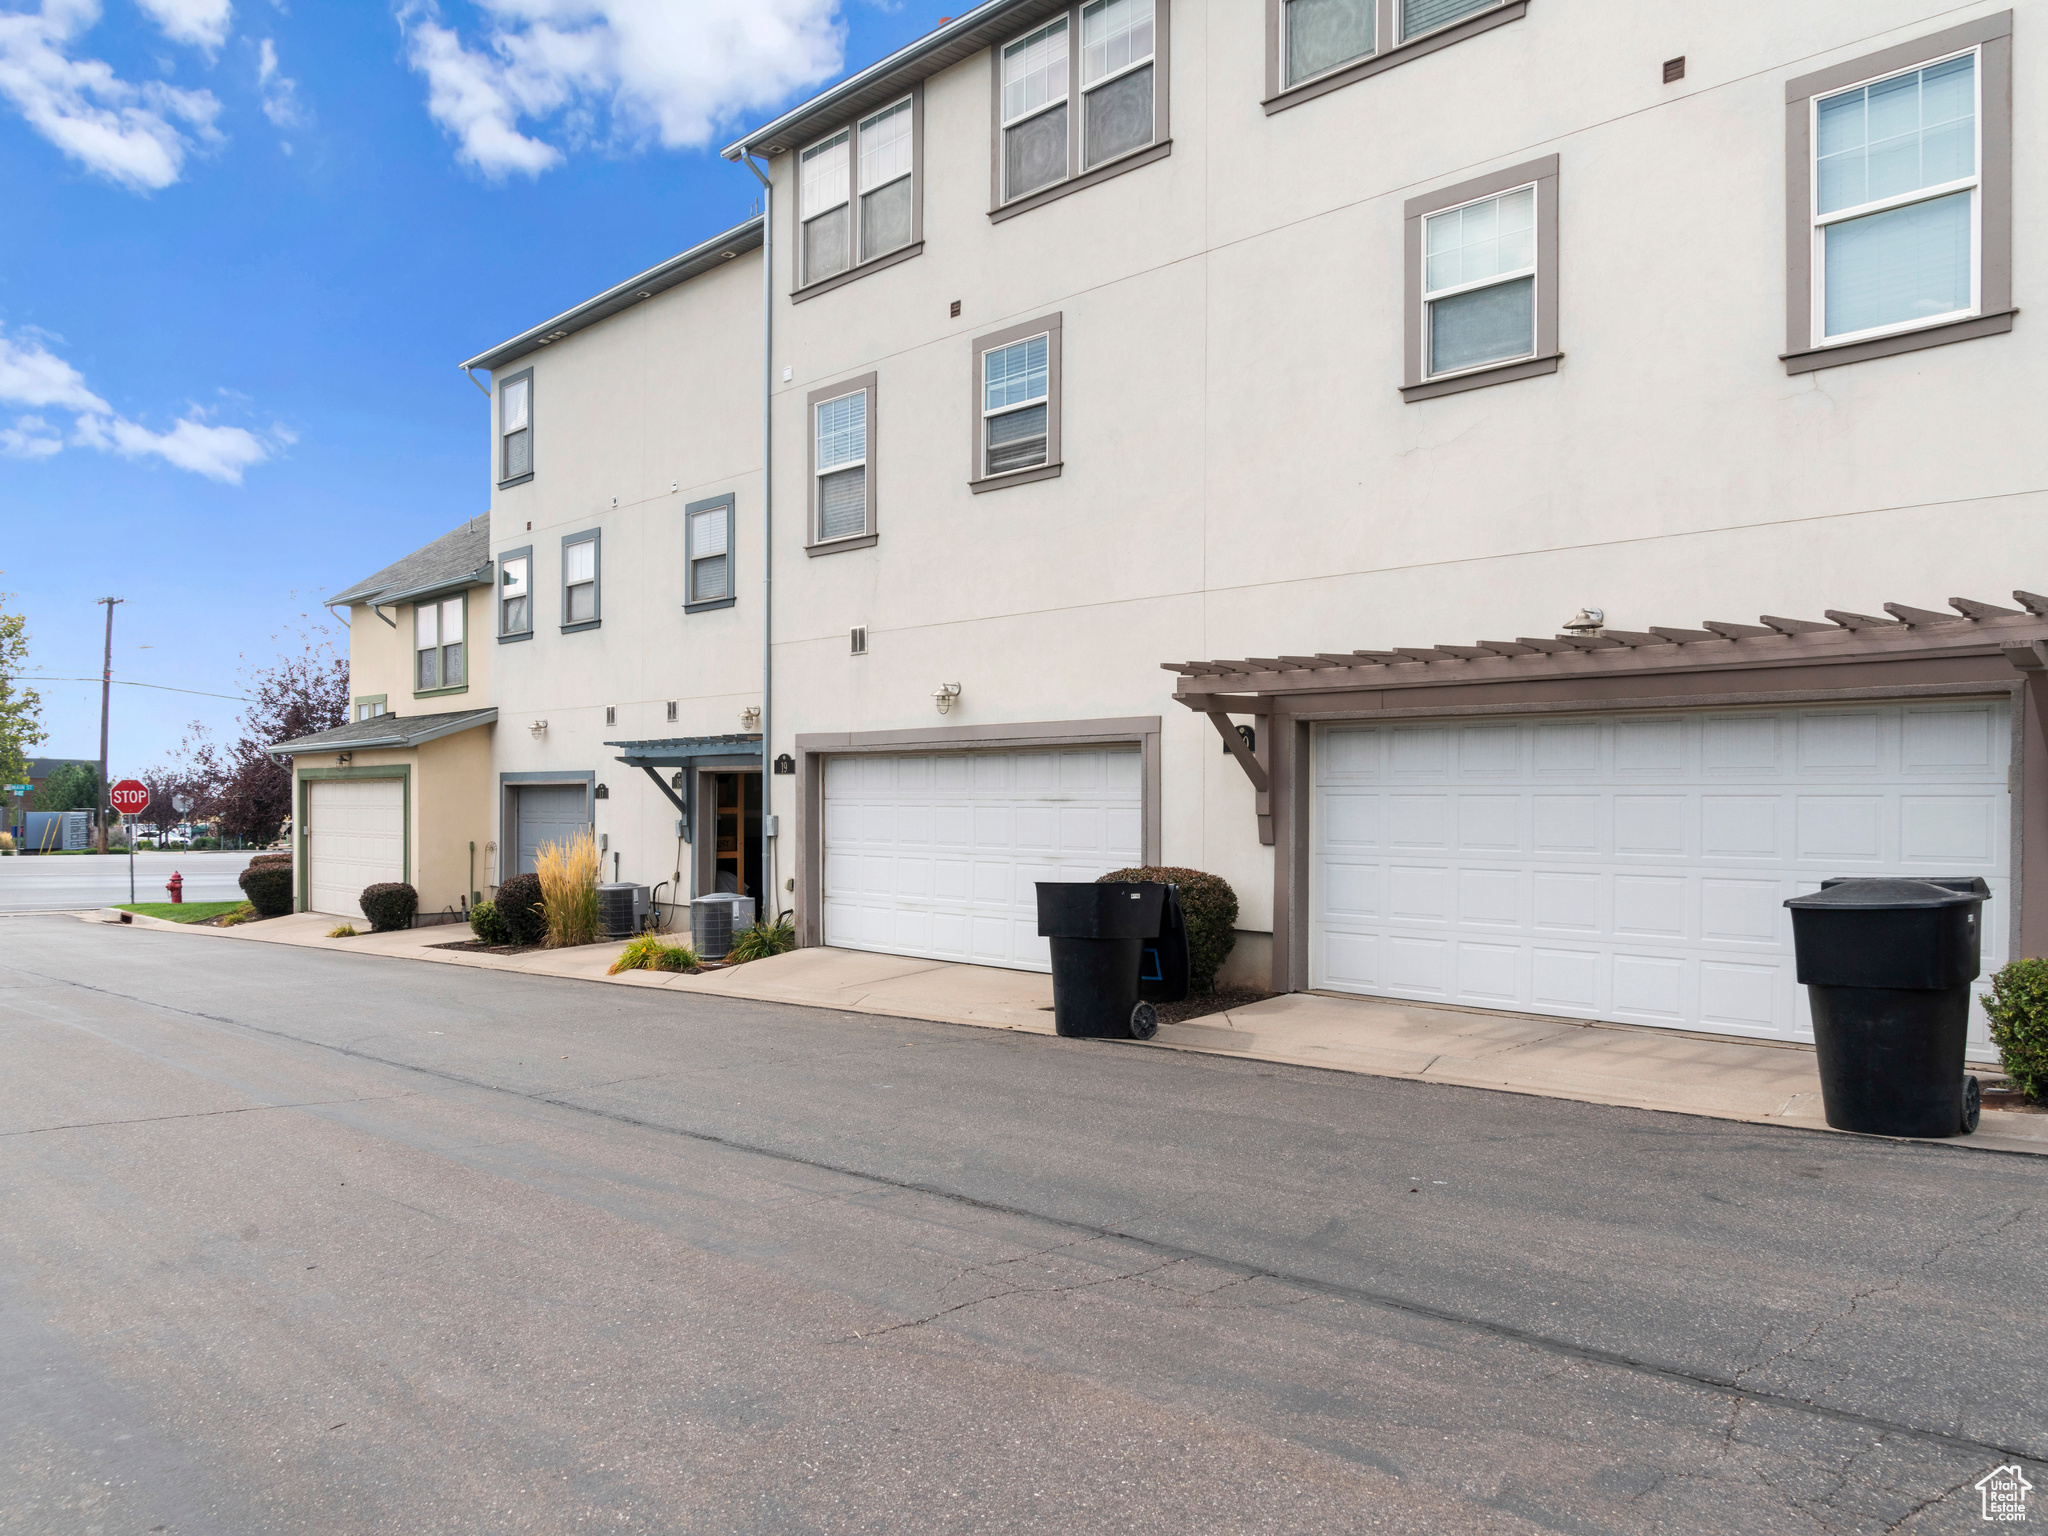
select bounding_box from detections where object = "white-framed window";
[1002,17,1070,201]
[799,128,851,285]
[688,501,732,605]
[1810,49,1978,347]
[814,390,868,541]
[1079,0,1155,169]
[1284,0,1374,87]
[499,372,532,482]
[499,554,530,635]
[415,596,465,691]
[354,698,387,723]
[563,536,598,625]
[1422,183,1537,378]
[982,333,1051,476]
[857,98,914,264]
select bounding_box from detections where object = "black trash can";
[1036,882,1166,1040]
[1783,877,1990,1138]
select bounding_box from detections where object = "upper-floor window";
[499,370,532,485]
[814,389,869,542]
[685,494,737,612]
[1782,13,2011,373]
[1812,54,1976,345]
[563,533,600,629]
[1266,0,1520,113]
[969,314,1064,491]
[794,92,923,296]
[499,553,531,637]
[354,697,387,723]
[994,1,1167,218]
[415,596,465,692]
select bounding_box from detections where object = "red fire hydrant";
[166,871,184,905]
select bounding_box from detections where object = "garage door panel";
[823,745,1143,973]
[1387,794,1450,849]
[1390,728,1448,776]
[1315,703,2009,1059]
[307,778,404,919]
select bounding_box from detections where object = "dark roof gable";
[331,516,492,608]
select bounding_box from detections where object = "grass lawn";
[115,901,247,924]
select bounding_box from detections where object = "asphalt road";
[0,849,256,911]
[2,915,2042,1535]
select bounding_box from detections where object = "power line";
[10,674,253,703]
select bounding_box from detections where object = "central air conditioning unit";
[691,892,756,959]
[597,882,649,940]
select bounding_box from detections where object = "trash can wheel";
[1960,1075,1981,1136]
[1129,1002,1158,1041]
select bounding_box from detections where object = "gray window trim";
[1263,0,1525,115]
[497,367,534,489]
[1781,12,2014,374]
[684,492,739,613]
[561,528,602,633]
[969,312,1064,492]
[791,84,925,303]
[496,543,534,643]
[806,372,878,554]
[987,0,1171,223]
[1401,154,1561,402]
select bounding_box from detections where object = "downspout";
[741,154,776,922]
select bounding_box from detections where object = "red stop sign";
[110,779,150,816]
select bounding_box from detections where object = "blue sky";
[1,0,931,775]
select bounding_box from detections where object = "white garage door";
[823,747,1143,971]
[307,778,406,919]
[1312,701,2009,1057]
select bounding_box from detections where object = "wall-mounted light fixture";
[741,706,762,733]
[933,682,962,715]
[530,719,549,738]
[336,752,352,765]
[1561,607,1606,635]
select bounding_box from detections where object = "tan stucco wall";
[347,585,491,720]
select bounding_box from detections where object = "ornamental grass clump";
[724,917,795,964]
[1983,958,2048,1101]
[1097,866,1240,991]
[608,934,701,974]
[536,832,601,948]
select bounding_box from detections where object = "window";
[992,2,1167,219]
[685,494,737,612]
[969,314,1062,491]
[562,531,600,630]
[415,596,465,692]
[498,549,532,639]
[792,90,923,298]
[1265,0,1521,113]
[499,370,532,485]
[353,696,387,723]
[1783,15,2011,373]
[1402,157,1558,401]
[807,375,876,550]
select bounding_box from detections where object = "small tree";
[33,762,98,813]
[0,581,45,792]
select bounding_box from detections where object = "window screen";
[501,376,531,480]
[1080,0,1154,168]
[800,130,851,284]
[501,556,530,635]
[690,507,730,603]
[815,391,868,541]
[1286,0,1374,85]
[983,335,1050,476]
[1403,0,1497,42]
[1002,19,1069,200]
[565,539,597,624]
[1423,186,1537,375]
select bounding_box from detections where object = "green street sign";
[5,785,30,795]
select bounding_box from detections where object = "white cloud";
[398,0,845,179]
[255,36,302,127]
[0,327,110,412]
[0,0,222,190]
[72,410,271,482]
[0,325,279,483]
[136,0,233,52]
[0,415,64,458]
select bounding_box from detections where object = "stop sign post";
[111,780,148,904]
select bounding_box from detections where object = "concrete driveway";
[0,848,255,911]
[2,913,2041,1534]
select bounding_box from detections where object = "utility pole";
[96,597,123,854]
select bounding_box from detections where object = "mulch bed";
[429,938,550,955]
[1153,987,1275,1026]
[1982,1086,2046,1115]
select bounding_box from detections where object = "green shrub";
[218,902,259,926]
[1983,958,2048,1101]
[468,900,511,945]
[494,873,547,945]
[1097,866,1240,991]
[249,851,292,868]
[237,861,294,917]
[608,934,701,974]
[359,882,418,933]
[725,917,795,963]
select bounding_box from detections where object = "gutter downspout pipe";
[741,154,776,924]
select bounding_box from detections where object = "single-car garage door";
[823,747,1142,970]
[512,783,591,875]
[1312,701,2009,1056]
[306,777,405,918]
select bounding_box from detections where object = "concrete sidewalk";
[87,907,2048,1156]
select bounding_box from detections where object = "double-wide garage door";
[823,747,1142,971]
[306,778,405,919]
[1312,701,2009,1054]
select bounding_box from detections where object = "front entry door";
[697,771,761,899]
